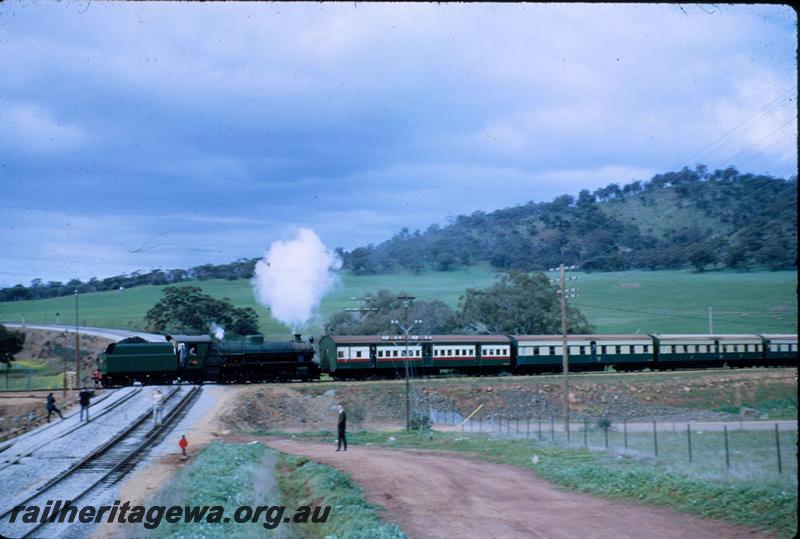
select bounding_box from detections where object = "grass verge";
[276,452,406,539]
[262,429,797,538]
[148,440,280,538]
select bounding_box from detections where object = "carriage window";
[600,345,607,354]
[393,350,398,357]
[337,351,344,358]
[644,345,650,353]
[356,351,362,358]
[533,347,540,356]
[579,346,586,355]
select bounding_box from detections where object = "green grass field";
[0,267,795,338]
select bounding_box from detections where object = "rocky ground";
[220,368,797,432]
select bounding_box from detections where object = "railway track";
[0,388,143,471]
[0,385,201,539]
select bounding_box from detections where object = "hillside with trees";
[1,165,795,303]
[340,166,796,274]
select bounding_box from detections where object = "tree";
[0,324,25,366]
[688,244,716,272]
[144,286,260,336]
[459,271,593,334]
[324,289,463,335]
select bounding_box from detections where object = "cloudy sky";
[0,3,796,287]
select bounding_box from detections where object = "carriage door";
[370,345,377,368]
[422,343,433,368]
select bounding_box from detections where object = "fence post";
[723,425,730,469]
[507,419,511,435]
[526,418,530,438]
[516,418,520,434]
[538,417,542,440]
[498,417,501,435]
[623,419,628,449]
[653,420,658,458]
[687,424,692,463]
[479,417,482,433]
[550,416,555,441]
[775,423,782,474]
[583,419,588,448]
[604,423,608,449]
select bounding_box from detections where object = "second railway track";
[0,385,201,539]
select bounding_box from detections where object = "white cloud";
[0,103,88,153]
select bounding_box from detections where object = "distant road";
[4,323,163,342]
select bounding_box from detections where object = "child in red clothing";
[179,434,188,456]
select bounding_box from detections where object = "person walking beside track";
[78,387,92,422]
[45,392,64,422]
[179,434,188,457]
[153,388,164,427]
[336,404,347,452]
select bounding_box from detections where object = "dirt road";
[265,438,768,539]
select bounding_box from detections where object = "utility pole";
[560,265,570,438]
[551,265,578,439]
[75,290,80,389]
[708,306,713,334]
[391,294,420,433]
[62,331,68,399]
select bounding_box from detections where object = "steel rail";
[0,386,192,525]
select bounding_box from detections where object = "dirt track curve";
[264,438,768,539]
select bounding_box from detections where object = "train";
[98,333,319,386]
[97,332,797,386]
[317,333,798,379]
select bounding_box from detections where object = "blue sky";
[0,3,796,287]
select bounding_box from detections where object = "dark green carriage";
[317,335,513,378]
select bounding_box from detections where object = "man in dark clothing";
[46,393,64,422]
[336,404,347,451]
[78,387,92,422]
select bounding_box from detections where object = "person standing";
[45,393,64,422]
[152,388,164,426]
[179,434,188,457]
[336,404,347,452]
[78,387,92,422]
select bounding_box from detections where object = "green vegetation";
[0,324,25,365]
[277,452,406,539]
[148,441,283,538]
[326,271,592,335]
[269,429,797,538]
[339,167,797,274]
[144,285,259,336]
[144,440,403,538]
[0,268,795,337]
[2,358,65,391]
[3,167,795,306]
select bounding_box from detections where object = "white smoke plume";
[210,322,225,340]
[252,228,342,331]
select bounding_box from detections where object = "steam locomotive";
[98,333,319,386]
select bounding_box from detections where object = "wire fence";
[430,410,797,481]
[1,369,73,392]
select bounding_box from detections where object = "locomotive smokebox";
[294,333,302,342]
